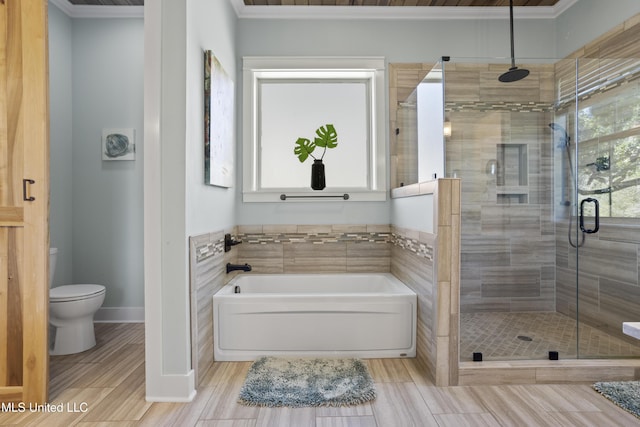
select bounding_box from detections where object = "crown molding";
[229,0,578,20]
[49,0,143,18]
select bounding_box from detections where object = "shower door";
[447,57,564,362]
[563,58,640,359]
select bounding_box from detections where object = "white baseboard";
[145,370,196,402]
[95,306,145,323]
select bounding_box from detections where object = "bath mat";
[593,381,640,418]
[238,356,376,407]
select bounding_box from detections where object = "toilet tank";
[49,248,58,288]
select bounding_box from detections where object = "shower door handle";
[579,197,599,234]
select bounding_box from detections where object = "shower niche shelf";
[497,190,529,205]
[496,143,528,204]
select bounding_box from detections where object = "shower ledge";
[622,322,640,340]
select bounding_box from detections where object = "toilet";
[49,248,106,355]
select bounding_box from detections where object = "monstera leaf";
[293,124,338,163]
[314,124,338,149]
[294,137,316,163]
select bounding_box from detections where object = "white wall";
[391,195,434,234]
[48,4,74,287]
[144,0,192,399]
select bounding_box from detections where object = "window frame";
[242,56,387,202]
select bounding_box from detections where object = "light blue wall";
[49,5,145,309]
[48,4,74,287]
[71,19,144,308]
[238,18,556,61]
[186,0,238,236]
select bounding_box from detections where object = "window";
[576,78,640,218]
[242,57,386,202]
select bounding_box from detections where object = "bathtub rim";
[217,272,416,296]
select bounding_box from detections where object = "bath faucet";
[224,234,242,252]
[226,263,252,274]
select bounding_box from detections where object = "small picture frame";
[102,128,135,161]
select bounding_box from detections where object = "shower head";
[499,0,529,83]
[499,67,530,83]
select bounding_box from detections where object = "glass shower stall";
[438,56,640,362]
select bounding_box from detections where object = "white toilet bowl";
[49,285,106,355]
[49,248,106,355]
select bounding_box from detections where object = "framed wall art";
[102,128,135,161]
[204,50,234,188]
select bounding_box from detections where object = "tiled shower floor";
[460,312,640,361]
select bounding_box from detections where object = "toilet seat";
[50,284,106,302]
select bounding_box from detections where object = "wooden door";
[0,0,49,404]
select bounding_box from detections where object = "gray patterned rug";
[238,356,376,407]
[593,381,640,418]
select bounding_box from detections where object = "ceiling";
[242,1,559,5]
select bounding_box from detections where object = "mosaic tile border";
[237,231,392,245]
[391,233,434,261]
[446,101,554,113]
[193,225,436,263]
[194,238,225,263]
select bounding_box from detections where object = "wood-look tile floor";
[2,323,639,426]
[461,312,640,362]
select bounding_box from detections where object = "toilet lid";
[50,284,105,301]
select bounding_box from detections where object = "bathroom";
[45,0,640,402]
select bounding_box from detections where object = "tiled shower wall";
[391,226,436,377]
[443,63,557,314]
[555,220,640,345]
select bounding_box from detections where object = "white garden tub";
[213,273,417,361]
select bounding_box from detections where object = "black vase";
[311,159,326,190]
